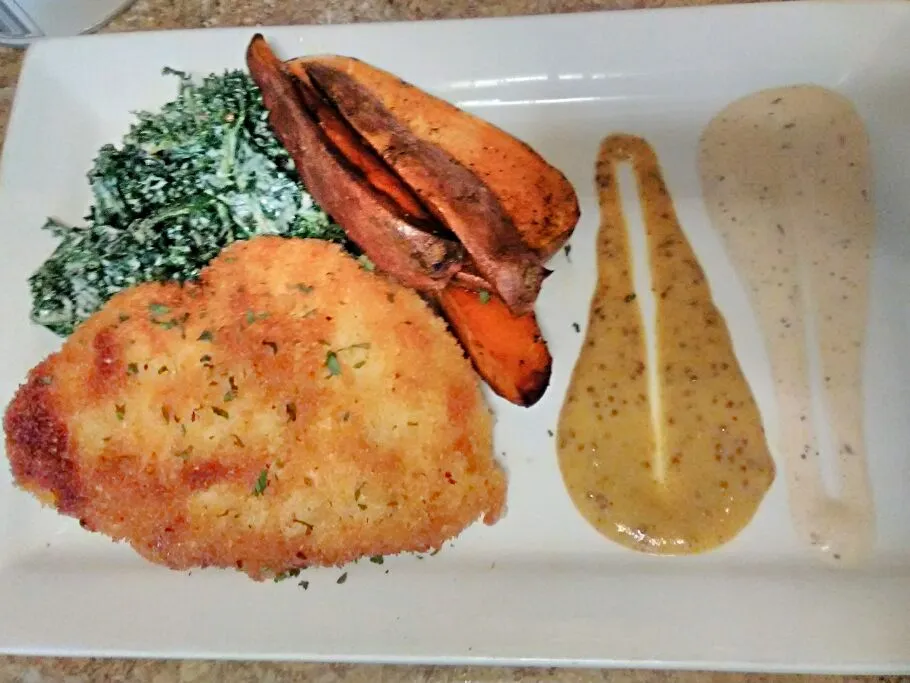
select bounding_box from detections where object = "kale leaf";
[29,67,346,336]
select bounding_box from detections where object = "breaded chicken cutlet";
[4,237,505,579]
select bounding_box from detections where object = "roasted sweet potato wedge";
[247,35,463,292]
[293,55,580,260]
[302,62,547,316]
[285,60,435,228]
[436,286,551,407]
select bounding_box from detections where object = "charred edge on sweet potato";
[247,35,463,291]
[286,60,440,232]
[303,62,547,315]
[296,54,580,261]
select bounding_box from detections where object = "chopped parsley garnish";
[624,293,637,303]
[223,375,238,402]
[358,254,376,272]
[325,342,371,377]
[115,404,125,420]
[252,468,269,495]
[369,555,384,565]
[299,580,310,590]
[149,303,170,316]
[28,69,346,337]
[197,330,214,342]
[478,290,491,304]
[336,572,348,585]
[294,517,315,536]
[212,406,229,418]
[126,362,139,375]
[245,310,269,325]
[273,568,301,582]
[325,351,341,377]
[152,311,189,332]
[294,283,313,294]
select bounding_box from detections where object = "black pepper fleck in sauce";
[557,134,775,555]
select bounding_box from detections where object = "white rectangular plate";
[1,0,909,671]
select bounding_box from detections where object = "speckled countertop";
[0,1,900,682]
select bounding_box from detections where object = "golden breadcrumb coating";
[4,237,505,579]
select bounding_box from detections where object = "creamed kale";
[29,68,345,336]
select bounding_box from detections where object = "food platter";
[0,0,908,670]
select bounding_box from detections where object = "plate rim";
[1,0,909,671]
